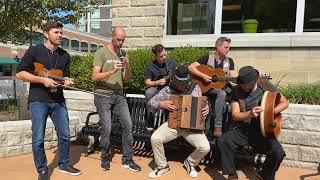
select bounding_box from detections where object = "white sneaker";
[148,166,171,179]
[184,159,198,178]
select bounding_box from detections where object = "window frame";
[163,0,320,47]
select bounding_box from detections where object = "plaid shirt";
[147,84,202,112]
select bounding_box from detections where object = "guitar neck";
[212,76,237,82]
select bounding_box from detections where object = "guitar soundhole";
[212,75,218,82]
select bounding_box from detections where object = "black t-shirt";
[17,44,71,103]
[144,59,177,81]
[197,55,235,70]
[231,85,277,127]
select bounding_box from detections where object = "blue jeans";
[94,94,134,163]
[29,102,70,173]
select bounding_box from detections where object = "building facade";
[112,0,320,85]
[77,0,113,37]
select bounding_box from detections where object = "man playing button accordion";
[147,65,210,178]
[217,66,289,180]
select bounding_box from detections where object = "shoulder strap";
[257,78,277,92]
[207,52,215,68]
[186,83,196,95]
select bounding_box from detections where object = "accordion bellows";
[168,95,207,130]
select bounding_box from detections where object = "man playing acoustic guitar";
[217,66,289,180]
[188,37,237,137]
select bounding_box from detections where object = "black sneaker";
[121,159,141,172]
[100,159,111,171]
[38,171,49,180]
[58,164,82,176]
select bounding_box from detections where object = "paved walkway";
[0,145,319,180]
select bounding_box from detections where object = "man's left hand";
[202,103,209,117]
[63,77,74,86]
[121,57,129,68]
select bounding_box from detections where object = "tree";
[0,0,104,44]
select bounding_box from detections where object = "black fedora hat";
[170,65,191,85]
[237,66,259,84]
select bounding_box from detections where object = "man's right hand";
[112,61,124,73]
[41,77,58,88]
[157,78,166,86]
[249,106,264,118]
[202,74,211,82]
[160,100,176,111]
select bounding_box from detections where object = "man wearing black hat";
[147,65,210,179]
[217,66,289,180]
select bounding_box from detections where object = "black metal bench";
[78,95,264,167]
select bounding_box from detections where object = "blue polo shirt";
[144,59,177,81]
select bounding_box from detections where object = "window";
[81,42,89,52]
[304,0,320,32]
[90,21,100,33]
[221,0,297,33]
[71,39,80,51]
[91,8,100,19]
[167,0,215,35]
[90,44,98,53]
[61,38,69,49]
[100,6,112,19]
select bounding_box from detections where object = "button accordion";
[168,95,207,130]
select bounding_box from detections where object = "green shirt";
[93,47,126,94]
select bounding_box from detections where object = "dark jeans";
[217,122,286,180]
[145,87,160,128]
[29,102,70,173]
[94,94,134,163]
[204,89,226,128]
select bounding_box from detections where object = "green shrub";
[70,55,94,91]
[279,82,320,105]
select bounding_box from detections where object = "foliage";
[279,82,320,105]
[70,55,95,91]
[0,99,17,114]
[69,46,210,94]
[0,0,104,44]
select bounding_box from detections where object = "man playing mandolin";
[144,44,177,101]
[217,66,289,180]
[16,21,81,180]
[144,44,177,129]
[188,37,237,137]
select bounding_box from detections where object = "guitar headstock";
[260,73,272,80]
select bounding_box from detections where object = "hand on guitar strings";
[160,100,177,111]
[202,74,212,83]
[41,77,58,88]
[63,77,74,86]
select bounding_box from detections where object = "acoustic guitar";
[191,64,237,93]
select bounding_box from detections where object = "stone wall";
[228,47,320,85]
[280,104,320,169]
[0,116,80,158]
[112,0,165,48]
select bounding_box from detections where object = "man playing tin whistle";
[147,65,210,178]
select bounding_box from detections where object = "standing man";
[91,26,141,172]
[147,66,210,178]
[217,66,288,180]
[16,21,81,180]
[188,37,237,137]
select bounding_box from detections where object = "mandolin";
[191,64,237,93]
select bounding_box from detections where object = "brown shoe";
[228,173,239,180]
[214,127,222,137]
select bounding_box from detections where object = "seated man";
[147,66,210,178]
[144,44,177,101]
[188,37,237,137]
[217,66,289,180]
[144,44,177,129]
